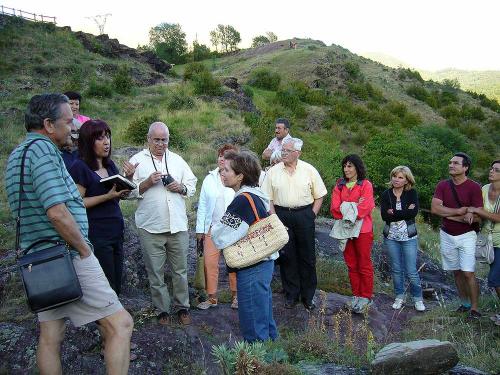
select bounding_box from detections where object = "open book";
[100,174,137,191]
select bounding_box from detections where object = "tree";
[266,31,278,42]
[149,23,187,64]
[191,41,212,61]
[224,25,241,52]
[252,35,270,48]
[209,24,241,53]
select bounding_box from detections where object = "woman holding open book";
[68,120,129,295]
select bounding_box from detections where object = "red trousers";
[343,232,374,298]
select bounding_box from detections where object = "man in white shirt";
[261,118,292,161]
[124,122,197,325]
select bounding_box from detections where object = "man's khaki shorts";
[38,253,123,327]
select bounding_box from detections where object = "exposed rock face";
[371,339,459,375]
[73,31,171,74]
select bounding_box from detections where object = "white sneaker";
[231,297,238,309]
[197,298,218,310]
[354,297,372,314]
[414,301,426,312]
[349,296,360,310]
[392,298,405,310]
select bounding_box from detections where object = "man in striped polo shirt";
[5,94,133,374]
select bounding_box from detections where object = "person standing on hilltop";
[431,152,483,320]
[262,138,327,311]
[261,118,292,161]
[64,91,91,124]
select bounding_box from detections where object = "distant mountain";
[361,52,500,101]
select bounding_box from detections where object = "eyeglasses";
[281,149,297,155]
[151,138,168,145]
[490,167,500,173]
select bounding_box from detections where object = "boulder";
[371,339,458,375]
[448,364,488,375]
[223,76,239,89]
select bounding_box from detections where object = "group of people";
[4,93,500,374]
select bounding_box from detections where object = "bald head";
[148,122,169,138]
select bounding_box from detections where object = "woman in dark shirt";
[69,120,129,295]
[380,166,425,312]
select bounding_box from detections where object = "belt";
[274,204,312,211]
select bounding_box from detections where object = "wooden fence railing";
[0,5,56,24]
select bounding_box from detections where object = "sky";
[5,0,500,71]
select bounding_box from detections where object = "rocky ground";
[0,218,465,374]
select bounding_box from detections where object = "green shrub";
[305,89,329,105]
[167,87,195,110]
[401,111,422,128]
[440,104,461,119]
[397,68,424,82]
[275,87,306,118]
[439,90,458,106]
[468,92,500,112]
[459,122,482,139]
[248,68,281,91]
[242,85,254,98]
[86,79,113,98]
[441,78,460,90]
[406,84,429,102]
[125,114,158,144]
[113,66,134,95]
[386,101,408,118]
[460,104,485,121]
[183,62,208,81]
[191,70,222,96]
[416,124,471,156]
[348,82,384,102]
[364,131,449,210]
[343,61,361,80]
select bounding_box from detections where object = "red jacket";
[330,179,375,233]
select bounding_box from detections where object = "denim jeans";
[237,260,278,342]
[384,237,423,301]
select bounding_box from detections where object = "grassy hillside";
[361,52,500,101]
[1,19,500,251]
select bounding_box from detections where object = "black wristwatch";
[181,184,187,195]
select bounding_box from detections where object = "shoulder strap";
[241,192,261,223]
[15,139,41,254]
[448,179,462,207]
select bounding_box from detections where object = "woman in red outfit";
[330,154,375,313]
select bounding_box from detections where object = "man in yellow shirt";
[262,138,327,310]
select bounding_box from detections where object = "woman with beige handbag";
[467,160,500,325]
[211,150,280,342]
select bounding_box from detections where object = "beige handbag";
[223,193,289,268]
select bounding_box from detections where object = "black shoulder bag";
[16,139,82,313]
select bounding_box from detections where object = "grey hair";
[147,122,170,138]
[25,93,69,131]
[270,150,282,163]
[283,137,303,151]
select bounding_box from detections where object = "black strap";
[15,139,41,257]
[150,149,169,175]
[448,179,463,207]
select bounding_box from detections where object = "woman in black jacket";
[381,166,425,312]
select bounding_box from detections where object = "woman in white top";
[467,160,500,325]
[196,144,239,309]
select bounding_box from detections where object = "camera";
[161,174,175,186]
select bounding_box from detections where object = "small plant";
[212,341,266,375]
[343,61,362,80]
[191,70,222,96]
[242,85,254,98]
[113,66,134,95]
[124,114,159,144]
[167,86,195,110]
[183,62,208,81]
[248,68,281,91]
[86,79,113,98]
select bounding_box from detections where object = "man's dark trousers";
[275,205,317,304]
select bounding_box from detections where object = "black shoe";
[467,310,482,320]
[284,299,298,309]
[302,300,316,311]
[455,305,471,313]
